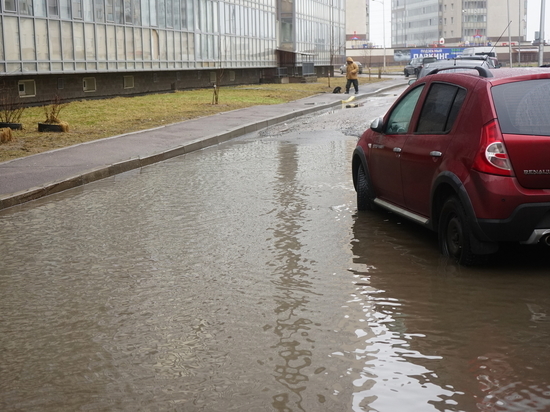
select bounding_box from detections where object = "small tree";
[212,69,224,105]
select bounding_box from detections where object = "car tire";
[438,196,478,265]
[357,165,375,211]
[404,70,409,78]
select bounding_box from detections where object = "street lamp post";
[372,0,386,72]
[539,0,546,66]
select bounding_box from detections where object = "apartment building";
[391,0,525,48]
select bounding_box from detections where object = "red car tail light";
[472,120,513,176]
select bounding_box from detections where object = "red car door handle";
[393,147,402,153]
[430,151,442,157]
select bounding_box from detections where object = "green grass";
[0,76,384,162]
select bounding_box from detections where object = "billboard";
[409,48,466,60]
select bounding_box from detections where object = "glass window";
[124,0,132,23]
[72,0,82,18]
[96,24,106,60]
[49,20,62,60]
[492,79,550,136]
[5,0,17,11]
[116,26,124,60]
[18,79,36,97]
[159,29,166,59]
[174,31,181,60]
[0,20,3,61]
[48,0,59,16]
[62,21,74,59]
[386,85,424,134]
[73,22,84,59]
[106,25,115,59]
[157,0,165,27]
[20,0,34,14]
[35,19,48,59]
[132,0,140,24]
[173,0,180,29]
[106,0,113,20]
[186,0,193,29]
[416,83,466,133]
[20,18,36,60]
[123,75,134,88]
[140,0,149,25]
[34,0,47,15]
[115,0,123,23]
[142,28,150,59]
[95,0,104,21]
[167,30,174,60]
[83,0,93,20]
[83,77,96,91]
[125,27,134,59]
[59,0,70,18]
[85,23,95,59]
[134,28,142,60]
[149,0,156,26]
[166,0,173,27]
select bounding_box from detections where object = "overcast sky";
[368,0,550,48]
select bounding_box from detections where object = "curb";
[0,81,406,211]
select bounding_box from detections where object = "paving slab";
[0,77,408,210]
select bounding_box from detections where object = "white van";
[462,46,496,58]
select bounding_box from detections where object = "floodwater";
[1,96,550,412]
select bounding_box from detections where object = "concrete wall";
[4,69,264,106]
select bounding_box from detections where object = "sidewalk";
[0,77,407,210]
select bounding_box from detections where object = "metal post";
[372,0,386,72]
[518,0,521,65]
[507,0,512,67]
[539,0,546,66]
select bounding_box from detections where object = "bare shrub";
[0,127,13,143]
[0,81,25,124]
[43,94,67,124]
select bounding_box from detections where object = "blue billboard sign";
[410,48,466,60]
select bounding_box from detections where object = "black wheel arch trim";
[431,171,497,250]
[352,146,370,191]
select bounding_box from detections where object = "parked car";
[352,67,550,265]
[417,56,496,79]
[340,61,363,74]
[404,57,437,77]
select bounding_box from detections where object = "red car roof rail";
[426,66,494,78]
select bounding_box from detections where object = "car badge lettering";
[524,169,550,175]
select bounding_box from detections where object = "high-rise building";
[345,0,369,50]
[0,0,345,103]
[391,0,526,48]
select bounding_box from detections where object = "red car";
[352,67,550,265]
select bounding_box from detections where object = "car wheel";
[356,165,375,211]
[438,196,478,265]
[404,70,409,78]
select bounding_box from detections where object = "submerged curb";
[0,81,406,211]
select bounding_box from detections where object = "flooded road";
[1,93,550,411]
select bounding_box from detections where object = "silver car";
[417,56,496,79]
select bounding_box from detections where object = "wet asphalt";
[0,77,407,211]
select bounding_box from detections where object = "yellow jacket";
[346,59,359,80]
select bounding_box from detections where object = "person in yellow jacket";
[345,57,359,94]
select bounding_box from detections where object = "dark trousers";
[346,79,358,93]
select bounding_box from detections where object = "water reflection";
[268,143,314,411]
[349,209,550,411]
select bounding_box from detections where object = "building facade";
[345,0,369,50]
[391,0,525,48]
[0,0,345,103]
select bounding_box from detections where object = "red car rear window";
[492,79,550,136]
